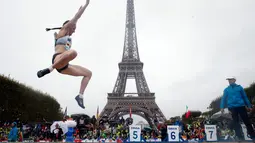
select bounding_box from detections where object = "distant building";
[136,121,150,129]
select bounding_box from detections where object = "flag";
[129,105,132,118]
[63,106,67,118]
[185,105,191,118]
[96,106,99,119]
[185,110,191,118]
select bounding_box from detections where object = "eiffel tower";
[99,0,166,129]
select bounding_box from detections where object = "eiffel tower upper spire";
[122,0,140,62]
[98,0,166,131]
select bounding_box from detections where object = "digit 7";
[209,131,213,138]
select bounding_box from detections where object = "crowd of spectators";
[0,115,245,142]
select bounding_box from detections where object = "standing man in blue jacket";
[8,122,18,142]
[220,76,255,140]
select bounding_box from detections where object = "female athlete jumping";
[37,0,92,109]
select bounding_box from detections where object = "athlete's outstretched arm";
[65,0,90,28]
[72,0,90,23]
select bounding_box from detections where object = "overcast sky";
[1,0,255,123]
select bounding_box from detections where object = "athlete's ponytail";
[45,27,62,32]
[46,20,70,32]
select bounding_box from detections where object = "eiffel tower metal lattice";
[98,0,166,129]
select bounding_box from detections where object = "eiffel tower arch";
[98,0,166,130]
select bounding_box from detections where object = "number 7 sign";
[205,125,218,141]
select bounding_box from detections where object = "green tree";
[244,82,255,104]
[0,74,63,122]
[208,96,222,115]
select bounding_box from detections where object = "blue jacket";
[220,83,252,109]
[8,126,18,141]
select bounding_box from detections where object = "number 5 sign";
[129,125,141,142]
[205,125,217,141]
[167,125,179,142]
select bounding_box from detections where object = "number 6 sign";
[167,125,179,142]
[205,125,217,141]
[129,125,141,142]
